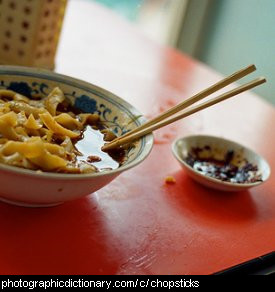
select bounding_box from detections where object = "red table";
[0,0,274,275]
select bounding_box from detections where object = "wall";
[194,0,275,105]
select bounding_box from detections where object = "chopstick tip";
[258,76,267,83]
[101,144,109,152]
[251,64,257,70]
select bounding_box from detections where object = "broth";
[75,126,124,172]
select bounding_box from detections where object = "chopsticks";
[102,65,266,151]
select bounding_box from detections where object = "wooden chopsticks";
[102,65,266,151]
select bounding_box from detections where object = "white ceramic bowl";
[172,135,270,192]
[0,66,153,207]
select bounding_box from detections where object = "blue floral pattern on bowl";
[0,80,131,137]
[0,70,150,165]
[74,94,98,113]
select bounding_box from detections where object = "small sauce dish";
[172,135,271,192]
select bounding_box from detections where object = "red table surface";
[0,1,274,275]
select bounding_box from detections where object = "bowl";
[172,135,270,192]
[0,65,153,207]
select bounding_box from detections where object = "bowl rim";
[171,134,271,188]
[0,65,154,180]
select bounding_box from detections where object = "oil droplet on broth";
[75,126,120,171]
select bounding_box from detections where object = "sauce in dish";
[184,146,262,184]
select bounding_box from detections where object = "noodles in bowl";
[0,87,125,174]
[0,66,153,207]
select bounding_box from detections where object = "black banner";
[0,275,272,290]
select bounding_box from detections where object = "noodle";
[0,87,119,173]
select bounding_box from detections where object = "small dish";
[172,135,270,192]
